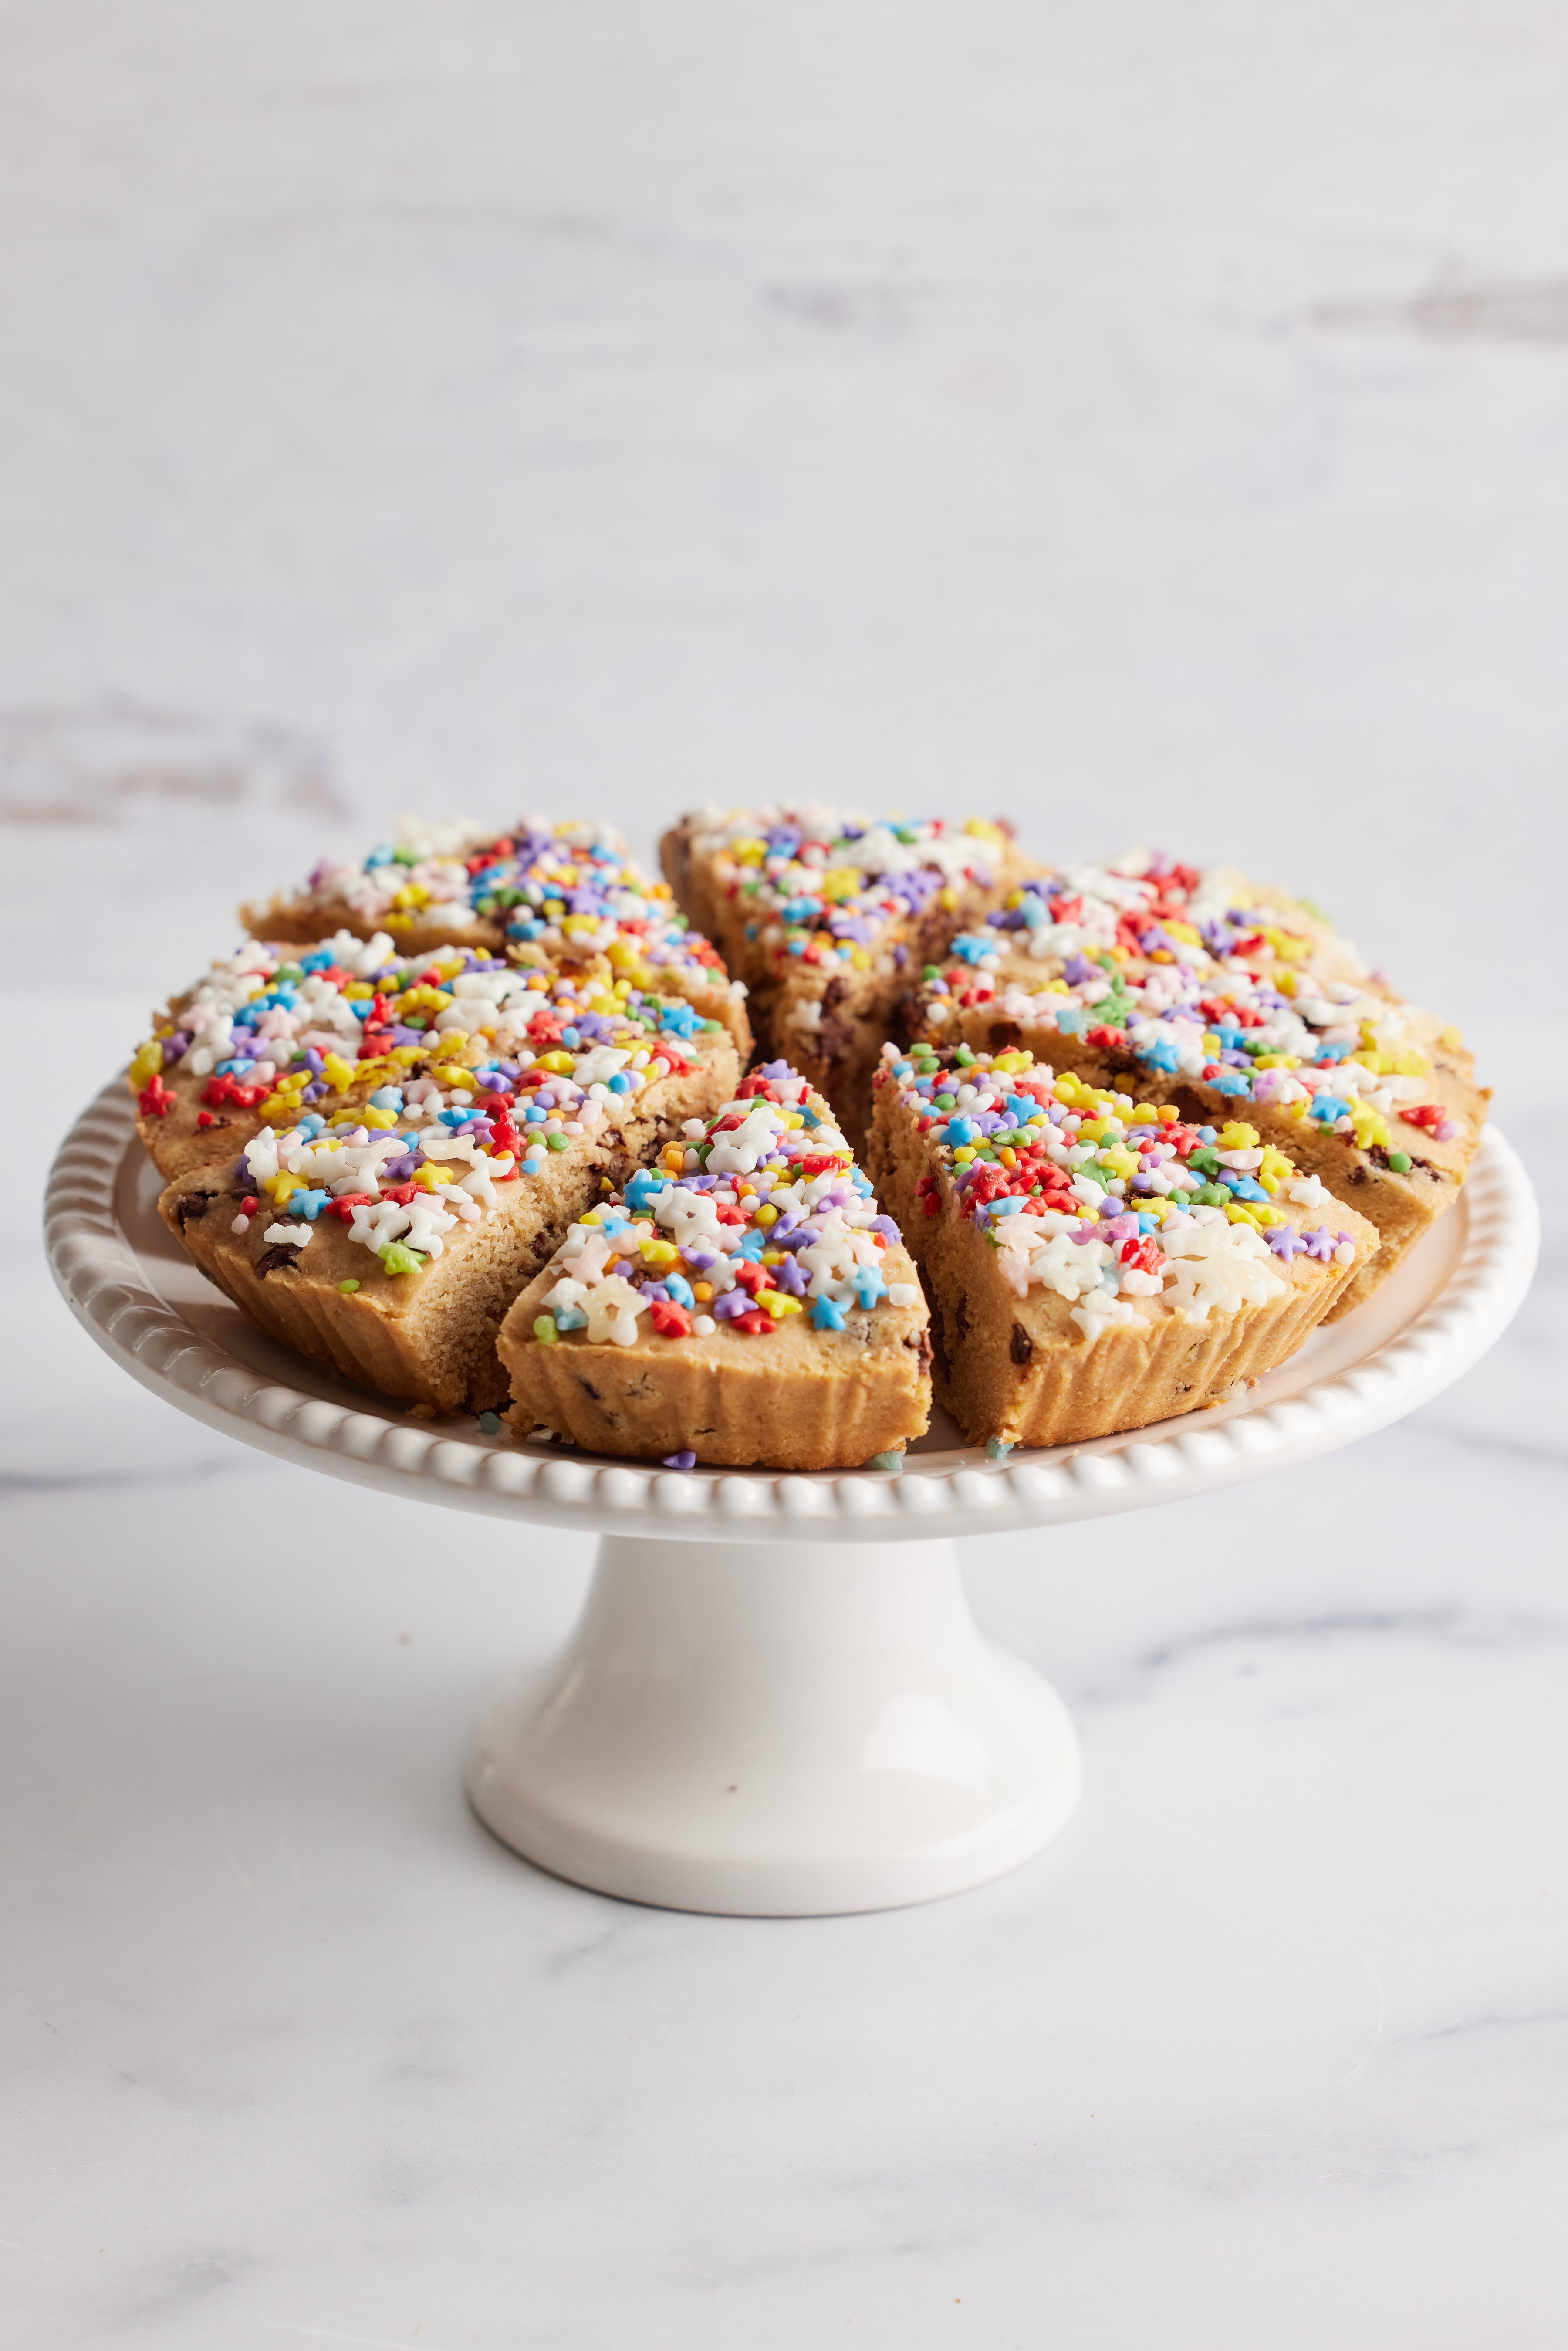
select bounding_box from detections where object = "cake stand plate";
[47,1085,1538,1915]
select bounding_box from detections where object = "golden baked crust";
[499,1062,931,1468]
[869,1041,1379,1449]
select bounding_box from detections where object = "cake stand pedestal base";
[465,1533,1081,1916]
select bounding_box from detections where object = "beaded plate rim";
[45,1080,1538,1545]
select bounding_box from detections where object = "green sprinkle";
[478,1411,502,1434]
[545,1131,569,1152]
[954,1044,976,1065]
[986,1437,1014,1460]
[378,1241,427,1276]
[337,1278,360,1294]
[923,966,941,982]
[867,1450,904,1474]
[534,1314,559,1345]
[1388,1150,1412,1173]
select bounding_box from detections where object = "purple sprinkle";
[662,1451,697,1471]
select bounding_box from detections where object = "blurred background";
[4,7,1565,2346]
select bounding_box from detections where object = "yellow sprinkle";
[1350,1103,1391,1152]
[128,1041,163,1085]
[1216,1122,1260,1151]
[321,1052,356,1093]
[755,1204,779,1225]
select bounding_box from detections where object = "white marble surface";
[3,4,1566,2344]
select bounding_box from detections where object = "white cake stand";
[47,1082,1538,1917]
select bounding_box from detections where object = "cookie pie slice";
[905,853,1485,1318]
[240,814,750,1050]
[128,929,418,1183]
[498,1060,931,1470]
[868,1042,1378,1450]
[159,988,742,1413]
[660,802,1033,1143]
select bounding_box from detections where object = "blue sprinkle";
[986,1437,1014,1461]
[811,1296,847,1331]
[625,1168,667,1211]
[478,1411,502,1435]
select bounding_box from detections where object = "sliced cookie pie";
[906,853,1484,1317]
[499,1059,931,1469]
[868,1041,1378,1450]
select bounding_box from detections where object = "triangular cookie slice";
[498,1060,931,1470]
[159,989,742,1413]
[904,854,1484,1318]
[660,802,1033,1144]
[131,934,746,1186]
[869,1041,1378,1450]
[240,815,750,1049]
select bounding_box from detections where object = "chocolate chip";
[254,1245,301,1275]
[175,1192,208,1225]
[1010,1323,1033,1367]
[955,1297,971,1342]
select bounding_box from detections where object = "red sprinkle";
[647,1299,693,1338]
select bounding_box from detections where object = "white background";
[3,5,1565,2345]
